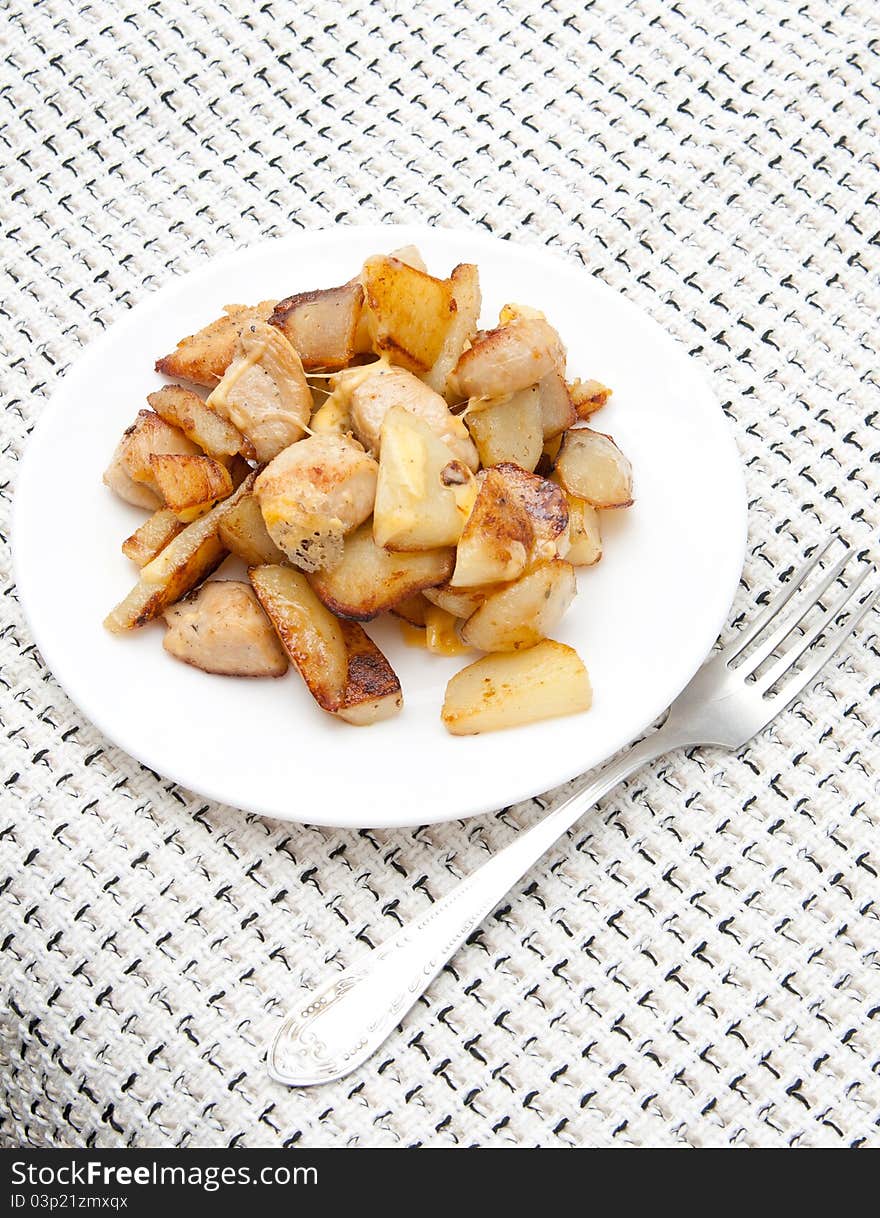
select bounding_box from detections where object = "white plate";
[14,225,746,828]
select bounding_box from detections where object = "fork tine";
[723,537,838,664]
[736,544,858,676]
[759,574,878,704]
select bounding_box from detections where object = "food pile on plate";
[103,246,633,734]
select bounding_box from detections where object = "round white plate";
[14,225,746,828]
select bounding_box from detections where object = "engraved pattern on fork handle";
[269,734,672,1086]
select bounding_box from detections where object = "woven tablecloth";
[2,0,879,1149]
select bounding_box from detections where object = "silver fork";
[268,539,878,1087]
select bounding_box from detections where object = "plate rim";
[13,223,748,828]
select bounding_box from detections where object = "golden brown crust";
[149,454,233,520]
[155,301,277,387]
[105,536,227,632]
[105,474,257,633]
[569,378,612,419]
[146,384,246,458]
[269,281,363,370]
[336,620,403,720]
[361,256,456,373]
[493,462,569,548]
[121,509,186,568]
[389,593,429,627]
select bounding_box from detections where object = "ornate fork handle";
[269,730,677,1086]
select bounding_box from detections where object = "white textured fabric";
[2,0,879,1149]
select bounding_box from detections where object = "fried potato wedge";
[105,536,226,634]
[495,462,570,562]
[250,565,402,724]
[104,474,256,633]
[451,467,532,588]
[155,301,277,387]
[334,620,404,725]
[361,255,456,373]
[373,407,477,551]
[310,522,454,620]
[422,581,491,620]
[217,493,286,565]
[149,454,234,522]
[552,476,602,566]
[255,433,378,572]
[390,592,430,627]
[269,281,364,370]
[451,463,569,587]
[536,369,576,439]
[442,640,591,735]
[163,581,289,677]
[554,428,633,508]
[207,321,312,463]
[569,378,612,419]
[450,317,565,400]
[122,508,185,567]
[465,386,543,471]
[423,262,482,400]
[460,560,576,652]
[147,384,246,460]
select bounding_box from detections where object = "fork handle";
[269,732,675,1086]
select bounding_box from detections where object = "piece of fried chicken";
[254,433,378,572]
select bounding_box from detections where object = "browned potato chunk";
[310,522,454,620]
[390,592,430,627]
[250,565,402,724]
[150,454,233,522]
[104,474,256,633]
[423,582,490,620]
[147,384,246,460]
[349,362,477,468]
[569,378,612,419]
[494,462,570,562]
[460,561,576,652]
[423,263,482,399]
[155,301,277,387]
[465,386,543,471]
[554,429,633,508]
[451,464,569,587]
[114,410,200,494]
[255,433,379,572]
[451,468,533,588]
[163,581,289,677]
[442,641,591,735]
[552,476,602,566]
[536,369,576,439]
[122,509,185,567]
[334,620,404,725]
[450,318,565,400]
[373,406,476,551]
[269,281,364,370]
[361,255,456,373]
[218,494,286,565]
[207,321,312,463]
